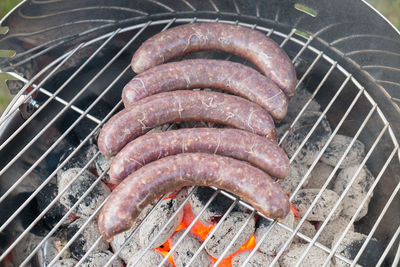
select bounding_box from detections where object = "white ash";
[279,243,332,267]
[53,258,78,267]
[205,211,255,258]
[294,219,316,243]
[292,189,343,221]
[287,83,321,121]
[66,218,109,259]
[304,162,336,190]
[278,162,308,194]
[58,168,110,218]
[95,152,113,182]
[12,232,42,266]
[332,231,383,267]
[57,145,97,176]
[171,229,212,267]
[281,111,332,165]
[256,212,295,255]
[127,249,172,267]
[316,217,354,247]
[321,135,365,169]
[139,197,184,248]
[81,250,124,267]
[232,250,278,267]
[333,165,375,221]
[189,187,245,226]
[38,236,71,266]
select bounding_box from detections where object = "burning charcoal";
[81,250,124,267]
[304,162,336,190]
[171,229,212,267]
[95,152,113,181]
[321,135,365,169]
[232,250,277,267]
[332,231,383,267]
[317,217,354,247]
[294,219,316,243]
[12,233,42,266]
[58,168,110,218]
[38,236,71,265]
[205,211,255,258]
[189,187,245,226]
[67,218,108,259]
[57,145,98,176]
[127,249,172,267]
[333,165,374,221]
[281,111,332,165]
[256,212,295,255]
[287,83,321,121]
[278,162,308,193]
[53,258,78,267]
[276,119,290,140]
[292,189,343,221]
[279,243,332,266]
[139,198,184,248]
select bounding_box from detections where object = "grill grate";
[0,17,399,267]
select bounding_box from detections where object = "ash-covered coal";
[38,236,71,266]
[321,135,365,169]
[66,218,108,259]
[279,243,332,267]
[127,249,172,267]
[232,250,277,267]
[281,111,332,165]
[53,258,78,267]
[12,232,42,266]
[189,187,245,226]
[81,250,124,267]
[255,212,294,255]
[57,145,97,176]
[286,83,321,121]
[316,217,354,247]
[58,168,110,218]
[94,151,113,182]
[294,219,316,243]
[292,189,342,221]
[205,211,255,258]
[304,162,336,190]
[278,162,308,193]
[170,229,212,267]
[332,231,383,267]
[333,165,374,221]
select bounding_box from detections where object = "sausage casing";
[98,153,290,241]
[123,59,288,121]
[131,22,296,97]
[98,90,277,158]
[109,128,289,184]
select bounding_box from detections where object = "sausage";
[131,22,296,97]
[98,153,290,241]
[98,90,277,158]
[109,128,289,184]
[123,59,288,121]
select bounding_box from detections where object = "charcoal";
[317,217,354,247]
[57,145,97,176]
[279,243,332,266]
[67,218,108,259]
[333,165,374,221]
[281,111,332,165]
[205,211,255,258]
[232,250,277,267]
[332,231,383,267]
[38,236,71,265]
[304,162,336,190]
[278,162,308,193]
[12,232,42,266]
[294,219,316,243]
[287,83,321,121]
[139,198,184,248]
[171,229,212,267]
[321,135,365,169]
[276,119,290,140]
[127,249,172,267]
[81,250,124,267]
[53,258,78,267]
[58,168,110,218]
[189,187,245,226]
[94,151,113,182]
[292,189,342,221]
[256,212,295,255]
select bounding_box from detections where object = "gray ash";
[81,250,124,267]
[53,258,78,267]
[316,217,354,248]
[57,145,98,176]
[205,211,255,258]
[279,243,332,267]
[189,187,245,226]
[38,236,71,266]
[232,250,276,267]
[278,162,308,194]
[286,83,322,121]
[127,249,172,267]
[304,162,336,190]
[170,229,212,267]
[94,151,113,182]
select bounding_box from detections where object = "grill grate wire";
[0,17,398,267]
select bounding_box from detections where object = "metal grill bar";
[323,146,398,266]
[377,225,400,267]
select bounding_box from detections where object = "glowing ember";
[290,203,299,217]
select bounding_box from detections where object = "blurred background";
[0,0,399,114]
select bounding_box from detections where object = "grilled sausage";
[131,22,296,97]
[98,153,290,241]
[123,59,288,121]
[98,90,277,158]
[109,128,289,184]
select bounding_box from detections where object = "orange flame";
[290,203,299,218]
